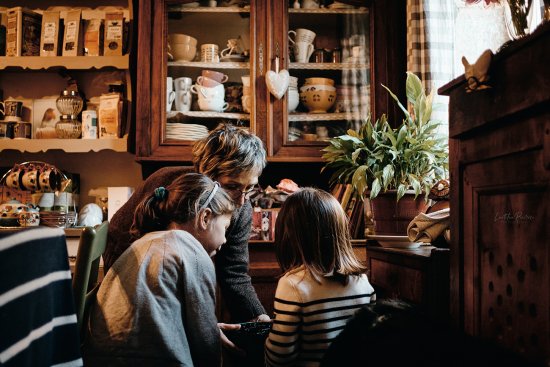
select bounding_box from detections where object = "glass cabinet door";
[280,1,371,152]
[163,1,254,145]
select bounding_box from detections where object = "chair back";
[72,221,109,336]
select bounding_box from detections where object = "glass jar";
[55,114,82,139]
[56,90,84,115]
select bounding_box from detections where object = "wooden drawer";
[369,257,424,303]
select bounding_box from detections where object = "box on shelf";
[103,12,124,56]
[250,207,279,241]
[83,18,103,56]
[40,11,62,56]
[98,93,121,139]
[6,7,42,57]
[62,9,83,56]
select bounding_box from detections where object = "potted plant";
[321,72,448,235]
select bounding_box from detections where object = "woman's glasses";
[223,184,258,200]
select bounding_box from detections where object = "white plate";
[367,235,422,249]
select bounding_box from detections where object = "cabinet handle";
[258,42,264,76]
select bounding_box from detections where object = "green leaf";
[370,178,381,199]
[382,164,394,187]
[397,184,407,201]
[381,84,411,121]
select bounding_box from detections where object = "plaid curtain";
[407,0,457,128]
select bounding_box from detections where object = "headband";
[199,182,220,211]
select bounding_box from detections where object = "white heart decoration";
[265,69,290,100]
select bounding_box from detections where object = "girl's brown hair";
[275,187,367,284]
[130,173,234,241]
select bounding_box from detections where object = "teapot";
[0,200,32,227]
[18,205,40,227]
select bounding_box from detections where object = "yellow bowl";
[304,77,335,86]
[299,90,337,113]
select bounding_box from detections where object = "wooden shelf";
[0,56,129,70]
[167,60,249,69]
[0,137,128,153]
[289,8,368,15]
[290,62,369,70]
[288,112,367,121]
[169,110,250,120]
[168,6,250,13]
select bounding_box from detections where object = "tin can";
[82,110,98,139]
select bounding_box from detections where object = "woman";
[104,123,270,324]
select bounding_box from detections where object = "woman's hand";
[250,314,272,322]
[218,322,245,357]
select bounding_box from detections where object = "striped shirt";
[265,267,375,366]
[0,227,82,367]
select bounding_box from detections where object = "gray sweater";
[85,230,220,366]
[104,166,266,321]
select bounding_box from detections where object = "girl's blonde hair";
[130,173,234,241]
[274,187,366,284]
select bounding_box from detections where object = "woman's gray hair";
[192,123,267,179]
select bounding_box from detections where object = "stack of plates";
[166,123,209,141]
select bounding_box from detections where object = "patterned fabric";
[265,267,375,366]
[0,227,82,367]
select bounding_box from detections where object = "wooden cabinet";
[366,245,450,320]
[0,1,133,153]
[135,0,406,165]
[439,22,550,365]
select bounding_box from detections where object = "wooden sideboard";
[366,245,450,321]
[439,22,550,365]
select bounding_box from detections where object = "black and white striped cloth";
[0,227,82,367]
[265,268,375,366]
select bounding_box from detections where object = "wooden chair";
[72,221,109,338]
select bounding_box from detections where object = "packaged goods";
[6,7,42,56]
[103,12,123,56]
[40,11,61,56]
[98,93,120,138]
[83,18,103,56]
[62,9,82,56]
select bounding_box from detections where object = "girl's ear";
[198,208,212,230]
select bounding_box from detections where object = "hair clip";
[154,186,168,200]
[200,182,220,210]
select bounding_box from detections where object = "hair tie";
[154,186,168,201]
[200,182,220,210]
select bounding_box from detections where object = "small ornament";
[265,56,289,100]
[462,49,493,93]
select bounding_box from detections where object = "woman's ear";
[198,208,212,230]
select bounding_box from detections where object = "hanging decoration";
[265,45,289,100]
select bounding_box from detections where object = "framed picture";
[32,97,59,138]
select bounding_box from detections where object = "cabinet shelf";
[288,112,366,122]
[0,138,127,153]
[0,56,129,70]
[289,62,368,70]
[168,6,250,13]
[289,8,368,15]
[167,60,250,69]
[171,111,250,120]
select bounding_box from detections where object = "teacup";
[221,38,241,58]
[191,83,225,99]
[198,98,228,112]
[6,165,24,190]
[1,99,24,122]
[22,167,40,191]
[202,69,228,84]
[39,166,61,192]
[18,208,40,227]
[197,76,221,88]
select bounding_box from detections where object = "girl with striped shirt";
[265,188,376,366]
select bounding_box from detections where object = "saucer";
[366,235,422,249]
[220,54,246,62]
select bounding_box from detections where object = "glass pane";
[287,2,370,144]
[165,2,252,142]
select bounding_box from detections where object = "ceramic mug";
[175,90,192,112]
[198,98,228,112]
[167,77,176,112]
[220,38,240,58]
[191,83,225,99]
[18,210,40,227]
[22,168,40,191]
[200,44,219,62]
[6,165,24,190]
[293,41,314,63]
[288,28,316,45]
[174,77,193,92]
[39,166,61,192]
[0,99,24,122]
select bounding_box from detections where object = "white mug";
[198,98,228,112]
[293,41,314,63]
[167,77,176,112]
[174,77,193,92]
[201,44,219,62]
[175,90,192,112]
[288,28,316,45]
[191,84,225,99]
